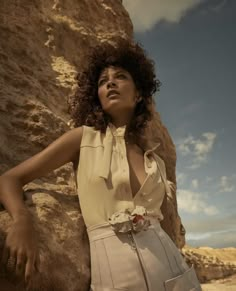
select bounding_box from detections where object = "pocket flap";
[164,265,201,291]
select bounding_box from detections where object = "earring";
[136,97,142,103]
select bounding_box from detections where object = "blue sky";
[123,0,236,248]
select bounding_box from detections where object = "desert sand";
[201,274,236,290]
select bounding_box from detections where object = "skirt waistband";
[87,217,161,242]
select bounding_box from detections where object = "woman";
[0,40,201,290]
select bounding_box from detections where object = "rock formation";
[183,246,236,283]
[148,112,185,248]
[0,0,182,290]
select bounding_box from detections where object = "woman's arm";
[0,126,83,217]
[0,126,83,283]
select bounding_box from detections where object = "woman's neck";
[110,115,133,129]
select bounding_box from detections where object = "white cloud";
[184,214,236,233]
[187,229,236,248]
[204,205,219,216]
[194,133,216,157]
[210,0,228,12]
[123,0,203,32]
[219,175,235,193]
[178,136,192,156]
[177,189,218,215]
[187,232,211,240]
[191,179,199,189]
[177,132,217,169]
[176,172,187,186]
[182,214,236,247]
[206,176,213,183]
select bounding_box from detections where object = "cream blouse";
[76,123,172,227]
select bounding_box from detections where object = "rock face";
[0,0,182,290]
[148,112,185,248]
[183,246,236,283]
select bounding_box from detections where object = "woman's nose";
[107,79,117,89]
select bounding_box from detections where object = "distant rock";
[183,245,236,283]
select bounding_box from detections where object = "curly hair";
[68,40,161,143]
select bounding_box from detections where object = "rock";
[0,0,183,290]
[183,246,236,283]
[0,180,90,291]
[146,112,185,248]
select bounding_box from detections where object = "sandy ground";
[201,274,236,291]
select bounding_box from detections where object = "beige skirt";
[87,221,202,291]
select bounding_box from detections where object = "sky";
[123,0,236,248]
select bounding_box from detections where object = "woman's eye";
[117,74,126,79]
[98,79,106,86]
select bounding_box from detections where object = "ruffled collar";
[108,122,127,137]
[99,123,160,180]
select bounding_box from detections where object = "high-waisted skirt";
[87,220,202,291]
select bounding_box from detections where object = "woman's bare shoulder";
[67,126,84,143]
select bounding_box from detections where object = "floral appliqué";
[108,206,151,233]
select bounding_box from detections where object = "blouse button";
[147,162,152,168]
[116,129,124,136]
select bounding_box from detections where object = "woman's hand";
[1,212,40,285]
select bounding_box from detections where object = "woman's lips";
[107,90,120,98]
[108,93,119,98]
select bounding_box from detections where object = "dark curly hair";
[68,40,161,143]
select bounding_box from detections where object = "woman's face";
[97,66,139,116]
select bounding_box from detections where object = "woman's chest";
[126,145,148,198]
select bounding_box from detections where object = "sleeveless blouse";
[76,124,172,227]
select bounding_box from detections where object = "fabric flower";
[108,209,132,233]
[132,214,150,232]
[108,206,150,233]
[131,206,150,232]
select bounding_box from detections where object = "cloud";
[182,213,236,248]
[177,132,217,169]
[206,176,213,183]
[176,172,187,186]
[122,0,203,33]
[184,214,236,233]
[219,175,235,193]
[191,179,199,189]
[177,189,218,215]
[210,0,228,12]
[187,229,236,248]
